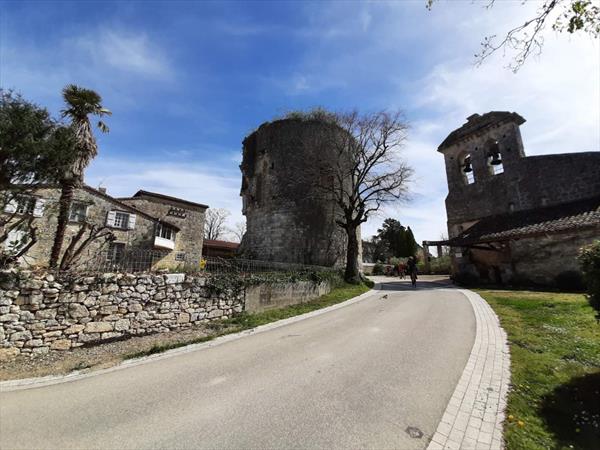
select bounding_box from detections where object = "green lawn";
[477,289,600,450]
[127,282,370,359]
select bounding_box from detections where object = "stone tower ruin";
[239,118,352,267]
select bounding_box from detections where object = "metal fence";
[74,248,339,276]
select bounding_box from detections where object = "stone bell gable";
[438,111,600,238]
[428,111,600,286]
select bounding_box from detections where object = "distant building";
[425,112,600,286]
[1,186,208,271]
[203,239,240,258]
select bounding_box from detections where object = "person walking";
[406,256,418,287]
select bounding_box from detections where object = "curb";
[427,289,511,450]
[1,284,381,392]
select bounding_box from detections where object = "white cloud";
[76,30,172,79]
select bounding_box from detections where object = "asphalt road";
[0,280,475,450]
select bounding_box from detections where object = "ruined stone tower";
[239,118,351,267]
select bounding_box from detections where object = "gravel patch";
[0,322,237,381]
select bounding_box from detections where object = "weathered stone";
[79,332,100,343]
[135,284,146,293]
[69,303,89,319]
[99,305,118,315]
[35,309,57,320]
[50,339,71,350]
[32,346,49,355]
[101,331,122,340]
[114,319,130,331]
[102,284,119,294]
[64,324,85,334]
[207,309,224,319]
[10,330,32,341]
[0,347,19,361]
[177,313,190,323]
[84,322,114,333]
[25,339,43,347]
[43,330,62,338]
[128,303,143,312]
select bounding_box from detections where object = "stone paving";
[427,289,511,450]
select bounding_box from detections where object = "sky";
[1,0,599,248]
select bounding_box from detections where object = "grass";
[126,282,370,360]
[476,289,600,450]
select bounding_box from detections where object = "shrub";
[578,240,600,321]
[372,262,385,275]
[554,270,585,292]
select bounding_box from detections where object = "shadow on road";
[370,276,454,292]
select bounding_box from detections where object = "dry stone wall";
[0,271,244,360]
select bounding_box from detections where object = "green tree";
[0,90,77,267]
[404,226,418,257]
[48,85,111,269]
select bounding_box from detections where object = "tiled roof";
[438,111,526,151]
[123,190,209,210]
[448,196,600,246]
[203,240,240,250]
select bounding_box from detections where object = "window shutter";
[5,229,28,251]
[33,199,46,217]
[3,198,17,214]
[128,214,136,230]
[106,210,117,227]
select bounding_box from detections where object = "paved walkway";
[427,289,510,450]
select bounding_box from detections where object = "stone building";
[424,111,600,286]
[1,186,207,271]
[240,118,357,267]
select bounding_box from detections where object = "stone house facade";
[1,186,207,271]
[425,111,600,286]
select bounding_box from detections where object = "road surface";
[0,279,475,449]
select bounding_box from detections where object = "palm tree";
[48,85,111,269]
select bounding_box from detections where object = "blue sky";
[1,0,599,246]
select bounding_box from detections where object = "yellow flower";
[199,259,207,270]
[508,415,514,421]
[517,421,525,428]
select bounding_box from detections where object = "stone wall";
[0,271,244,359]
[0,271,336,359]
[454,227,598,286]
[245,280,331,313]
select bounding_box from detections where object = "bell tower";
[437,111,526,236]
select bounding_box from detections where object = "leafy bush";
[372,262,385,275]
[554,270,585,292]
[578,240,600,321]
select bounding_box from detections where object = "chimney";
[98,187,107,194]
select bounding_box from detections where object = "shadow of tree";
[540,371,600,449]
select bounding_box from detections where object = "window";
[4,195,45,217]
[107,242,125,261]
[175,252,186,261]
[155,223,175,241]
[107,211,136,229]
[15,196,36,215]
[114,212,129,229]
[4,227,29,253]
[69,202,88,222]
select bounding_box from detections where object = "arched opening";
[460,153,475,184]
[487,140,504,175]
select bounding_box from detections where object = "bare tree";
[320,110,413,283]
[204,208,231,241]
[427,0,600,71]
[230,221,246,243]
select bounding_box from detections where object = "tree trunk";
[344,225,361,284]
[49,179,75,269]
